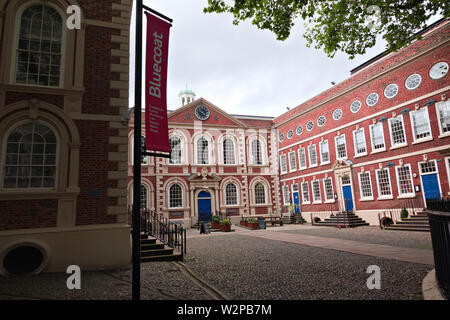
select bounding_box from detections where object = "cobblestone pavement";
[278,225,433,250]
[0,262,211,300]
[184,232,432,300]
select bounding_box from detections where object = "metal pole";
[132,0,143,301]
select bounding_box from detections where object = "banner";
[144,12,171,153]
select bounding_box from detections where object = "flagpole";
[132,0,143,301]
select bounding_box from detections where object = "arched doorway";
[197,191,212,222]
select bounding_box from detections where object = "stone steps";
[139,234,183,262]
[313,213,369,228]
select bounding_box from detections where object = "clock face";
[195,105,210,121]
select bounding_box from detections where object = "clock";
[195,104,210,121]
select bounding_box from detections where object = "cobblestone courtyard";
[0,225,434,300]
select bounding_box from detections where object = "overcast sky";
[128,1,419,118]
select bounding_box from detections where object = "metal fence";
[378,197,422,229]
[129,208,187,258]
[428,210,450,299]
[426,195,450,213]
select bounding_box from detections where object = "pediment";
[168,98,248,128]
[188,170,222,182]
[332,159,353,170]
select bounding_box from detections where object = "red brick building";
[273,18,450,226]
[128,91,281,227]
[0,0,132,275]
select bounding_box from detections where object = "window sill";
[371,148,386,155]
[320,161,331,166]
[359,197,374,202]
[324,200,335,204]
[302,202,311,205]
[312,201,322,205]
[412,137,433,145]
[0,190,80,200]
[289,170,297,173]
[390,144,407,150]
[309,165,318,169]
[336,157,347,161]
[397,194,416,199]
[438,133,450,138]
[377,196,394,200]
[0,83,85,96]
[354,153,367,159]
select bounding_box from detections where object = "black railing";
[378,197,422,229]
[427,210,450,299]
[130,208,187,258]
[426,195,450,213]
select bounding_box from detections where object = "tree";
[203,0,449,59]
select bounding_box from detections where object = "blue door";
[198,191,212,222]
[293,192,301,213]
[342,185,353,211]
[422,174,441,200]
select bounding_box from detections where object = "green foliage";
[212,215,221,223]
[401,207,409,219]
[247,218,258,224]
[204,0,449,59]
[222,218,231,226]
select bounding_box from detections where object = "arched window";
[3,122,57,189]
[254,183,266,204]
[169,136,182,164]
[225,183,238,205]
[15,4,63,86]
[140,185,148,209]
[223,138,235,165]
[169,184,183,208]
[251,139,263,165]
[197,137,209,164]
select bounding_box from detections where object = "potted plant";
[400,207,409,219]
[240,218,248,227]
[221,218,232,232]
[247,218,258,230]
[211,215,221,229]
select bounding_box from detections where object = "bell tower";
[178,85,196,106]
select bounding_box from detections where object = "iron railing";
[426,195,450,213]
[378,197,422,229]
[427,210,450,299]
[130,208,187,258]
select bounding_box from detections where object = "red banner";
[144,12,171,153]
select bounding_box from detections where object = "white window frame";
[395,164,416,198]
[375,168,393,200]
[369,122,386,153]
[168,183,184,209]
[353,128,367,158]
[168,135,183,165]
[319,140,330,165]
[225,182,239,206]
[280,154,288,174]
[334,134,347,160]
[282,185,290,205]
[388,115,407,149]
[222,137,236,165]
[323,177,335,203]
[358,171,374,201]
[308,144,318,168]
[298,147,307,170]
[311,180,322,204]
[254,182,267,205]
[288,151,297,172]
[435,100,450,138]
[301,182,310,204]
[409,107,433,144]
[194,136,214,165]
[249,137,265,166]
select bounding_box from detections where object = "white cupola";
[178,85,196,106]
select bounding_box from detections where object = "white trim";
[308,144,318,167]
[288,151,297,172]
[280,154,288,175]
[353,128,368,157]
[277,86,450,152]
[301,181,310,204]
[311,180,322,204]
[435,100,450,137]
[358,171,374,201]
[322,177,334,202]
[334,134,347,160]
[388,114,407,149]
[409,106,432,143]
[298,147,307,170]
[282,184,290,205]
[319,140,330,165]
[369,122,386,153]
[395,164,416,198]
[375,168,393,199]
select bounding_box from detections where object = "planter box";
[240,221,248,227]
[211,222,221,229]
[220,224,231,232]
[247,223,258,230]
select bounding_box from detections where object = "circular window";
[332,108,343,120]
[296,125,303,136]
[384,84,398,99]
[2,245,45,275]
[366,93,379,107]
[306,121,314,132]
[429,62,448,80]
[317,116,326,127]
[287,130,293,139]
[350,100,362,113]
[405,74,422,90]
[279,134,284,142]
